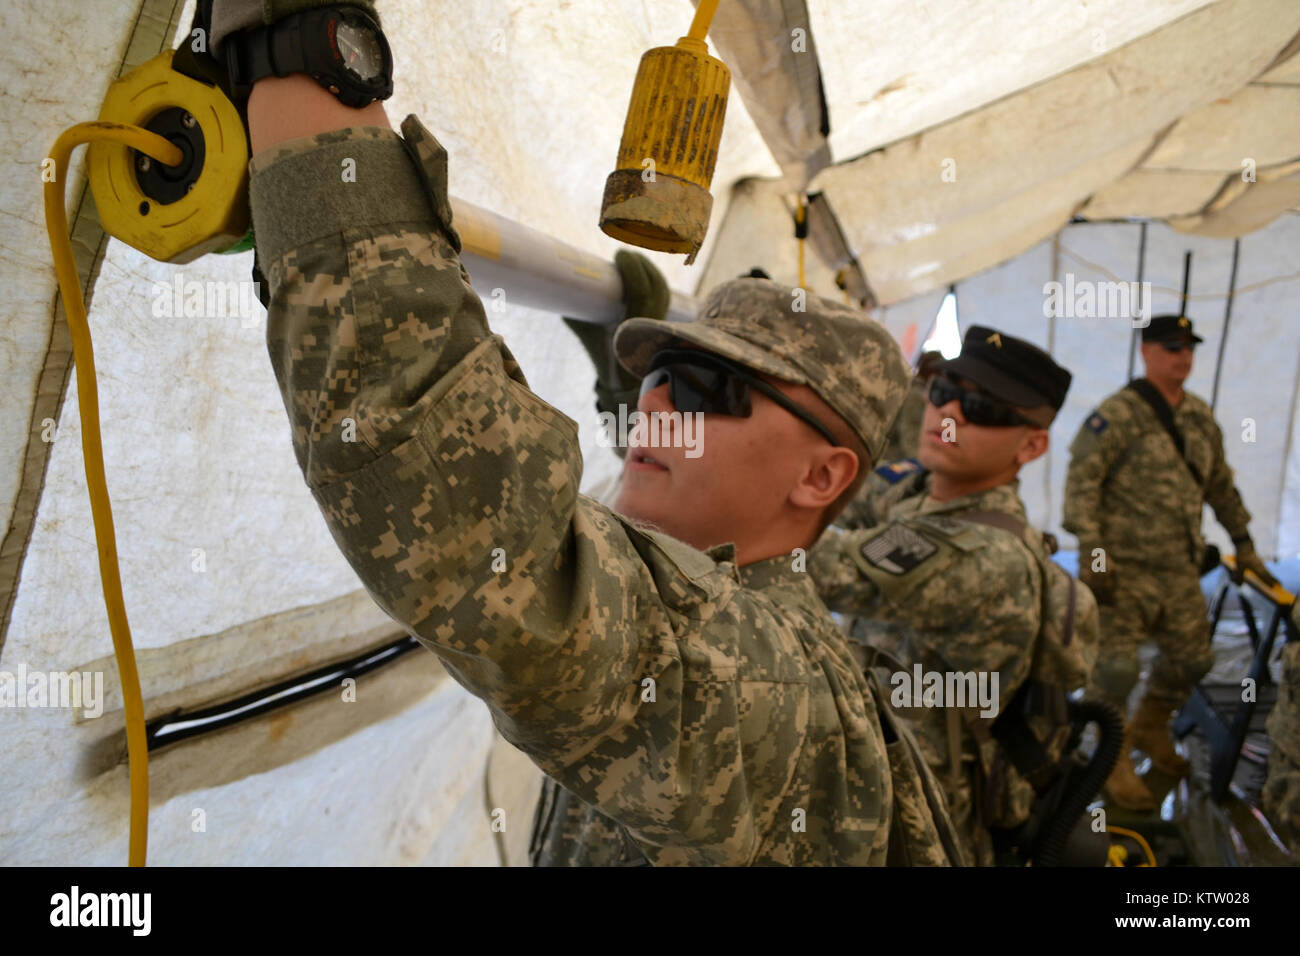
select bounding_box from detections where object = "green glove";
[563,251,669,455]
[1233,541,1280,590]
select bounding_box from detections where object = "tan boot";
[1129,696,1191,777]
[1104,728,1158,811]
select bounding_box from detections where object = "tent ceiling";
[808,0,1217,163]
[706,0,1300,304]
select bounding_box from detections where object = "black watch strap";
[223,6,392,108]
[227,17,308,103]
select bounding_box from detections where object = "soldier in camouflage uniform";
[810,327,1079,865]
[1064,314,1280,810]
[1263,603,1300,857]
[240,50,969,864]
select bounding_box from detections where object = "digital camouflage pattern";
[1064,387,1251,570]
[1064,386,1252,708]
[615,278,911,462]
[810,477,1044,865]
[878,378,929,464]
[1088,563,1212,708]
[249,115,934,865]
[836,458,928,532]
[529,554,853,867]
[1263,604,1300,856]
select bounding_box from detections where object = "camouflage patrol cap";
[614,277,911,460]
[1142,313,1204,345]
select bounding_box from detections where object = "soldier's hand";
[1233,542,1280,591]
[562,250,668,425]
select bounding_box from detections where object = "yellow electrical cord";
[687,0,721,41]
[1108,825,1157,867]
[43,121,182,867]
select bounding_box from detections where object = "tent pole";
[1210,238,1240,413]
[1275,349,1300,560]
[1126,222,1146,382]
[450,197,696,325]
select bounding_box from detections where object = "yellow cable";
[688,0,721,41]
[43,121,182,867]
[1108,825,1158,867]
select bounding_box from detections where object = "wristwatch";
[224,5,393,108]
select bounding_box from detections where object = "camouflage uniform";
[878,379,927,464]
[811,470,1045,865]
[1064,387,1252,709]
[1263,604,1300,856]
[250,116,955,865]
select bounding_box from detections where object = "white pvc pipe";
[450,196,696,326]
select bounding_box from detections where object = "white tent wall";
[944,216,1300,558]
[0,0,149,637]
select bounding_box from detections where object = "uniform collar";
[910,477,1027,519]
[738,552,812,593]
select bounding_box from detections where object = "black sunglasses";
[641,349,838,445]
[1160,342,1196,353]
[928,374,1040,429]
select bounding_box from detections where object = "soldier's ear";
[790,445,859,511]
[1016,428,1050,467]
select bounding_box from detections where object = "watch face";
[335,21,384,81]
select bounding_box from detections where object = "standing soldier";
[1064,314,1279,810]
[811,326,1091,865]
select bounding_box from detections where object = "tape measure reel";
[87,50,249,264]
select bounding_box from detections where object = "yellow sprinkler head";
[87,50,249,264]
[600,34,729,265]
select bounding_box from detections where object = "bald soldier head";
[612,277,911,565]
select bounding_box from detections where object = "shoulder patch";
[860,524,938,575]
[1085,411,1108,434]
[874,458,922,484]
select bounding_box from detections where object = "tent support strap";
[1211,238,1240,413]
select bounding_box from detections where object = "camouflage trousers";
[1088,562,1213,711]
[1263,746,1300,857]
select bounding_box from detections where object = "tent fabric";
[950,215,1300,560]
[3,0,1299,865]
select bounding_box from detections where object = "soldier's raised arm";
[242,68,907,864]
[245,77,748,855]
